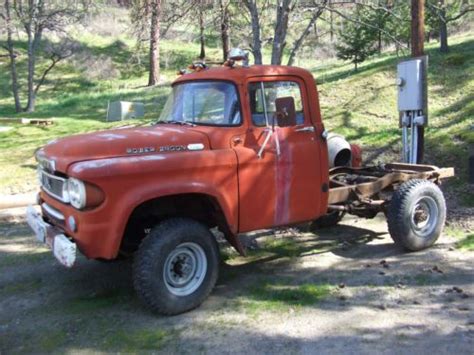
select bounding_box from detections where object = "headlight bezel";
[67,177,87,209]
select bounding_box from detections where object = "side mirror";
[274,97,296,127]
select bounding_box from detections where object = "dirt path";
[0,215,473,354]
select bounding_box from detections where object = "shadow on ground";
[0,219,472,353]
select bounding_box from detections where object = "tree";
[0,0,90,113]
[426,0,474,53]
[335,8,377,71]
[287,0,327,66]
[130,0,162,86]
[242,0,263,64]
[271,0,295,65]
[148,0,161,85]
[218,0,231,61]
[130,0,200,85]
[1,0,21,112]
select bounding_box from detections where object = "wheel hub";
[410,196,438,238]
[163,242,207,296]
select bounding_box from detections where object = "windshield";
[157,81,241,126]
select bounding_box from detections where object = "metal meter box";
[397,59,426,111]
[107,101,145,121]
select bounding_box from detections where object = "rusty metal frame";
[328,163,454,205]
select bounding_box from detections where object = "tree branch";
[324,4,409,50]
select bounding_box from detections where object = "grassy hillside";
[0,30,472,210]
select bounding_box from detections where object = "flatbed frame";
[328,163,455,217]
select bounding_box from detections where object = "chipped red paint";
[274,128,292,226]
[36,65,331,259]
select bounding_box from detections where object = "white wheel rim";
[410,196,439,238]
[163,242,207,296]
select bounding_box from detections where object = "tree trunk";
[378,31,382,53]
[148,0,161,86]
[243,0,262,64]
[25,29,42,113]
[4,0,21,113]
[439,1,448,53]
[271,0,292,65]
[219,0,230,61]
[287,7,323,66]
[330,5,334,42]
[199,6,205,60]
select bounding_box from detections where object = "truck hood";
[39,125,210,173]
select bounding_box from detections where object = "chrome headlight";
[67,178,86,209]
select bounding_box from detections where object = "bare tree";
[1,0,90,113]
[198,3,206,59]
[1,0,21,112]
[130,0,162,86]
[287,0,327,66]
[130,0,201,85]
[219,0,231,61]
[243,0,263,64]
[148,0,161,85]
[271,0,295,65]
[34,38,81,96]
[427,0,474,53]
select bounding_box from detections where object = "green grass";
[0,277,42,297]
[102,328,172,351]
[456,233,474,251]
[237,281,333,314]
[37,330,68,353]
[0,250,50,268]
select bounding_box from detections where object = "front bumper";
[26,205,76,267]
[35,190,120,260]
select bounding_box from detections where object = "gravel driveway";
[0,214,473,354]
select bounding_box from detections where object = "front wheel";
[387,179,446,251]
[133,218,219,315]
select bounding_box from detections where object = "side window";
[248,81,305,127]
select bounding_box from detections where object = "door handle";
[295,126,315,133]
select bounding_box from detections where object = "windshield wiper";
[154,120,195,126]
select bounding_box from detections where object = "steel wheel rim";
[410,196,438,238]
[163,242,207,296]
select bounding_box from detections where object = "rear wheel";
[387,179,446,251]
[133,218,219,315]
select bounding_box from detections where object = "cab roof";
[173,65,315,85]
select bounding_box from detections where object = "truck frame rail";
[328,163,454,217]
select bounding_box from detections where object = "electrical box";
[107,101,145,121]
[397,59,426,111]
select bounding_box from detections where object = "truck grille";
[39,168,69,203]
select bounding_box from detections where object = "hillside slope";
[0,32,472,217]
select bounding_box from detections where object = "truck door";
[235,77,325,232]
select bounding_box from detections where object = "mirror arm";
[256,81,281,159]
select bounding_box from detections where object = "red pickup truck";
[27,61,453,315]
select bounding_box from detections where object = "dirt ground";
[0,214,473,354]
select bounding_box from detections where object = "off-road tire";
[310,210,345,230]
[387,179,446,251]
[133,218,219,315]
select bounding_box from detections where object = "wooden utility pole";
[411,0,425,163]
[411,0,424,56]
